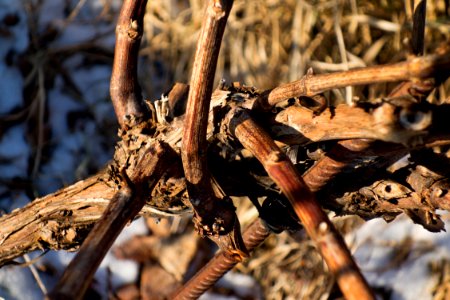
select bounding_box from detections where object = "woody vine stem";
[0,0,448,299]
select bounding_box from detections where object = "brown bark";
[110,0,148,128]
[258,45,450,108]
[48,141,175,300]
[2,1,450,299]
[180,0,247,257]
[0,172,189,267]
[272,101,433,146]
[0,172,190,266]
[1,85,450,268]
[333,165,450,233]
[228,108,375,300]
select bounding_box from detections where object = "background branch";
[259,45,450,108]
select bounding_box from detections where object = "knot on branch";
[193,196,249,259]
[192,196,236,236]
[209,0,227,20]
[40,220,91,251]
[106,116,155,189]
[128,19,140,38]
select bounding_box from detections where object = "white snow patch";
[0,125,30,179]
[0,64,24,114]
[0,264,45,300]
[0,1,28,114]
[351,215,450,300]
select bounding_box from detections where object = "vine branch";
[110,0,148,128]
[258,44,450,109]
[180,0,247,256]
[228,108,375,300]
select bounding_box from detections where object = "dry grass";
[141,0,449,103]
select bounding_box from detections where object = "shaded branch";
[303,139,402,193]
[172,218,270,299]
[333,165,450,233]
[411,0,427,56]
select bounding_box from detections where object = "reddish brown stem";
[110,0,148,128]
[180,0,245,255]
[303,139,374,193]
[303,139,408,193]
[259,45,450,108]
[229,108,374,300]
[47,141,174,300]
[172,218,270,300]
[181,0,233,209]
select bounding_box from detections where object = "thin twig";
[24,254,48,296]
[47,141,175,300]
[333,1,353,105]
[180,0,247,256]
[257,45,450,108]
[228,108,374,300]
[31,67,46,178]
[110,0,148,128]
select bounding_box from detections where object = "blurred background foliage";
[141,0,449,104]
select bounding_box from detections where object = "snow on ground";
[0,1,139,299]
[351,214,450,300]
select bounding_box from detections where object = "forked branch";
[48,141,175,300]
